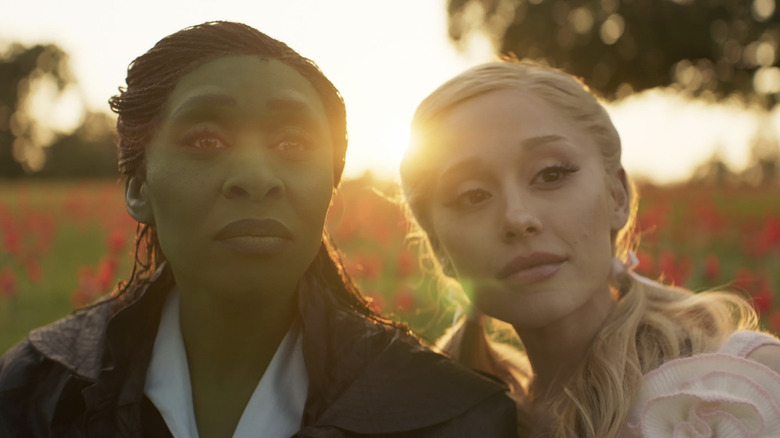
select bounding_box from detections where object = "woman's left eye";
[274,130,317,158]
[276,138,307,153]
[533,164,580,185]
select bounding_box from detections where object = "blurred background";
[1,0,779,351]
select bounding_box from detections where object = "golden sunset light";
[1,0,774,184]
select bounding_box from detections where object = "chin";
[478,294,572,330]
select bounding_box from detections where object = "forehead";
[435,89,573,145]
[427,89,594,164]
[161,55,327,122]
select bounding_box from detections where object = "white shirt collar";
[144,288,309,438]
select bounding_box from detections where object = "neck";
[176,280,300,438]
[514,289,615,402]
[178,282,298,378]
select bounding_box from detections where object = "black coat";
[0,264,517,437]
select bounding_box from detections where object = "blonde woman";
[400,61,780,437]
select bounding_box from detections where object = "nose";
[221,143,284,201]
[500,193,542,242]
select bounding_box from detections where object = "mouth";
[497,252,567,283]
[215,218,293,256]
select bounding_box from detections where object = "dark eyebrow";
[166,94,326,134]
[439,135,571,182]
[170,95,315,119]
[264,96,328,134]
[266,96,316,113]
[169,94,237,120]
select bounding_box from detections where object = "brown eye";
[533,164,580,185]
[540,168,564,183]
[277,139,306,153]
[194,137,224,149]
[273,129,317,160]
[466,190,490,204]
[453,189,491,208]
[180,126,229,151]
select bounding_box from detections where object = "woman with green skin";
[0,22,517,438]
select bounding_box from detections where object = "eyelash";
[446,162,581,209]
[447,187,491,209]
[178,126,317,157]
[274,130,315,155]
[533,162,580,185]
[180,126,228,150]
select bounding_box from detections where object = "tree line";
[3,1,780,184]
[0,43,117,179]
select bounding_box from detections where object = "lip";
[497,252,567,284]
[215,218,293,256]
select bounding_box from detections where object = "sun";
[342,111,414,180]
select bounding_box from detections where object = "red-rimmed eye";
[192,136,225,149]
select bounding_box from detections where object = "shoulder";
[299,280,517,434]
[0,339,56,434]
[627,347,780,436]
[0,303,110,391]
[747,342,780,375]
[378,391,518,438]
[717,329,780,375]
[0,336,92,437]
[350,314,511,397]
[0,339,48,392]
[24,301,113,380]
[314,320,517,435]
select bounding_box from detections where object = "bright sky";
[1,0,773,184]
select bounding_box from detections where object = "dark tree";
[447,0,780,105]
[0,43,71,178]
[37,111,118,179]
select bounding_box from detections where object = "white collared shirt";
[144,288,308,438]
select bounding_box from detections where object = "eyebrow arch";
[166,94,324,130]
[439,157,487,189]
[266,96,317,113]
[521,134,571,150]
[169,94,237,120]
[438,134,571,185]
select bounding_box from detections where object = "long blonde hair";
[399,61,758,437]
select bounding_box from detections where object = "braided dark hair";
[108,21,383,322]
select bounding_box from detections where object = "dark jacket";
[0,264,517,437]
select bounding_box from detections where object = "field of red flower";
[0,177,778,352]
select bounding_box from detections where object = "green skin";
[125,55,335,438]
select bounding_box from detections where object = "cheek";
[304,183,333,226]
[569,192,615,270]
[146,166,209,219]
[293,162,334,227]
[432,212,492,276]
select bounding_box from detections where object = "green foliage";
[36,112,118,179]
[0,43,72,176]
[448,0,780,105]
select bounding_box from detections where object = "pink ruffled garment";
[620,331,780,438]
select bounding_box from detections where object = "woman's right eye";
[180,127,228,150]
[451,188,492,208]
[192,136,224,149]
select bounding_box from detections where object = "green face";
[133,55,335,301]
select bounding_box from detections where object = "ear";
[609,167,630,232]
[125,176,154,224]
